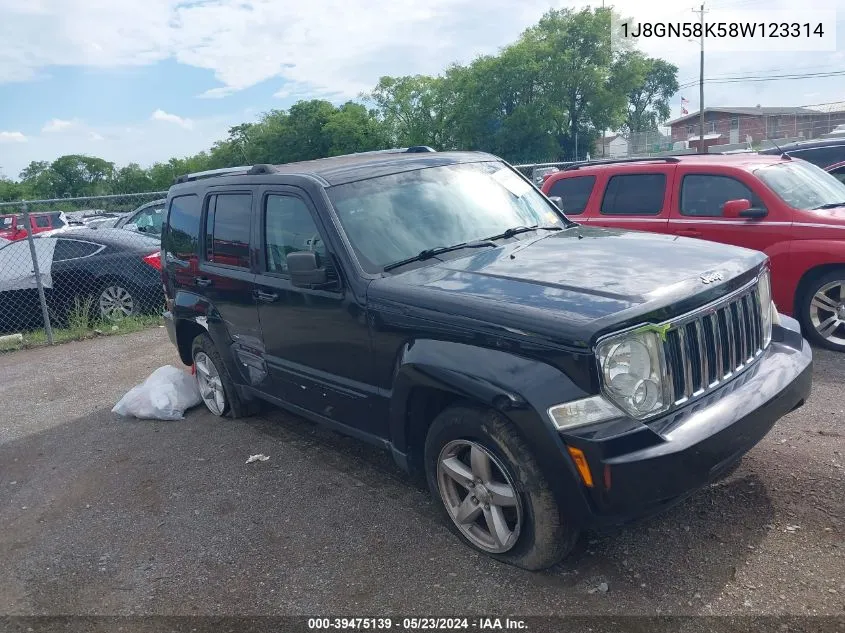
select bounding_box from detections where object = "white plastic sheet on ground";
[112,365,202,421]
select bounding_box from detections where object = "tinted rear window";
[163,194,201,261]
[600,173,666,215]
[547,176,595,215]
[53,239,103,261]
[206,193,252,268]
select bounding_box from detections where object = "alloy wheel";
[99,285,134,320]
[195,352,226,416]
[809,280,845,347]
[436,439,522,554]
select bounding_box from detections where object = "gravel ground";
[0,328,842,619]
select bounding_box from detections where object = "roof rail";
[405,146,436,153]
[174,164,279,184]
[563,156,682,171]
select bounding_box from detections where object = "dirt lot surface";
[0,328,842,621]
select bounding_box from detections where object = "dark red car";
[542,154,845,351]
[0,211,68,241]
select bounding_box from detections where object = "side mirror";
[287,251,328,288]
[549,196,564,210]
[723,199,767,219]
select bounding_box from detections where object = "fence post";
[22,202,54,344]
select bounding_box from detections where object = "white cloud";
[1,0,842,108]
[41,118,77,133]
[150,109,193,129]
[0,0,574,100]
[0,131,27,143]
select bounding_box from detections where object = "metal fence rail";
[0,192,168,342]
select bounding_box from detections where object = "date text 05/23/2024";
[307,618,528,631]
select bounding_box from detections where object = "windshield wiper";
[812,202,845,210]
[383,239,497,272]
[483,225,563,241]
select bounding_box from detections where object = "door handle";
[255,290,279,303]
[195,277,213,288]
[676,229,701,237]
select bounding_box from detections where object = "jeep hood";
[367,226,767,348]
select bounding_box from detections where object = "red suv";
[0,211,68,241]
[542,154,845,351]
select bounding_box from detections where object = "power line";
[678,69,845,89]
[678,62,845,86]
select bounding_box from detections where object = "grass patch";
[2,312,164,352]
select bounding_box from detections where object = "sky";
[0,0,843,180]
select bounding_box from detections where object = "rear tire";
[798,270,845,352]
[424,405,579,570]
[191,334,255,418]
[97,281,140,321]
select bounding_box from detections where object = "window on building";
[731,117,739,130]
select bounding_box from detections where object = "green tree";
[19,161,50,183]
[526,7,637,160]
[110,162,154,193]
[0,177,26,202]
[365,75,451,148]
[323,102,387,156]
[622,55,679,152]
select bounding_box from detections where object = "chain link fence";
[0,192,167,342]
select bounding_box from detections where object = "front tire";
[191,334,254,418]
[424,405,579,570]
[798,270,845,352]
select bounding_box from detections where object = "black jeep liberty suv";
[161,149,813,570]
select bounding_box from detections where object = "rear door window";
[547,176,595,215]
[205,193,252,268]
[680,174,765,217]
[163,194,201,262]
[600,174,666,215]
[52,239,104,261]
[34,215,51,228]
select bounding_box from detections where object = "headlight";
[596,330,671,419]
[758,269,773,347]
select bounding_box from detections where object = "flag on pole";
[681,96,689,115]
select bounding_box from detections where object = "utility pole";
[693,3,708,153]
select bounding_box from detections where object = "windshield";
[326,161,568,273]
[755,160,845,210]
[0,216,14,230]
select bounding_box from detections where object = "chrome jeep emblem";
[700,271,723,284]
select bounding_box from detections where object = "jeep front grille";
[663,283,767,406]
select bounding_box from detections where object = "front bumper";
[562,316,812,528]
